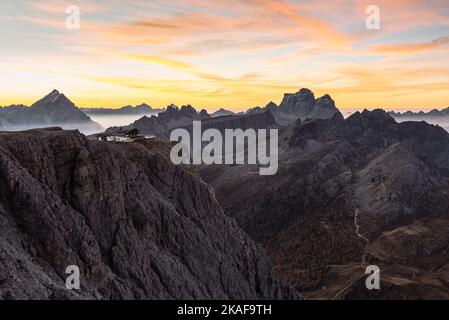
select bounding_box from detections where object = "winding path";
[332,209,371,300]
[354,209,370,264]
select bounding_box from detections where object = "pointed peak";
[45,89,60,96]
[266,101,278,109]
[31,90,78,110]
[35,89,63,105]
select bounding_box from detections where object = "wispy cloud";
[368,35,449,55]
[1,0,449,109]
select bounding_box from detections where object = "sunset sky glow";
[1,0,449,111]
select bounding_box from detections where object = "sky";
[0,0,449,111]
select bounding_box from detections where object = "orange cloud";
[368,35,449,55]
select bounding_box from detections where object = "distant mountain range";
[2,87,449,300]
[3,89,448,138]
[389,108,449,119]
[389,108,449,132]
[81,103,163,116]
[103,88,341,140]
[0,90,103,134]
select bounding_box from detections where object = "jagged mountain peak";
[266,101,279,109]
[314,94,333,105]
[278,88,340,121]
[32,89,73,109]
[296,88,314,95]
[48,89,60,96]
[349,108,396,124]
[180,104,196,113]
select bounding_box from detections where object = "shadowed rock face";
[0,128,299,300]
[199,109,449,299]
[279,88,316,117]
[278,89,341,121]
[236,89,341,127]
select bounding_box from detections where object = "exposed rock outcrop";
[199,109,449,299]
[279,88,316,117]
[278,89,341,121]
[0,128,299,300]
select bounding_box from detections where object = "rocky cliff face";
[279,88,316,117]
[235,89,341,127]
[199,110,449,299]
[255,89,342,126]
[0,91,103,135]
[0,128,299,300]
[277,89,341,121]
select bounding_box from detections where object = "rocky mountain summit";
[200,109,449,299]
[0,90,103,134]
[0,128,299,300]
[234,89,342,126]
[272,89,341,125]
